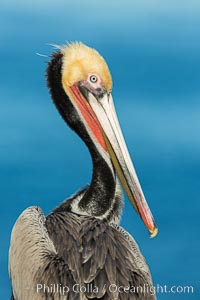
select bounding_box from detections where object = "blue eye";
[90,75,98,83]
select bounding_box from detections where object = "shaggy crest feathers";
[61,42,112,91]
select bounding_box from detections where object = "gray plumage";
[9,192,156,300]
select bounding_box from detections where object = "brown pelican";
[9,42,158,300]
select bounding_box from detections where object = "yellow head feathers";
[61,42,112,92]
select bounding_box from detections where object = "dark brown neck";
[47,51,119,217]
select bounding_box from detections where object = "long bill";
[87,92,158,237]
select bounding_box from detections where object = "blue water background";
[0,1,200,299]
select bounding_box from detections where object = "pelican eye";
[90,75,98,83]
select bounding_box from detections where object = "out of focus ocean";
[1,1,199,299]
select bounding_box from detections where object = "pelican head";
[47,42,158,237]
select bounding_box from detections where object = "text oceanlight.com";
[36,283,194,296]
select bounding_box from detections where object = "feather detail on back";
[9,205,156,299]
